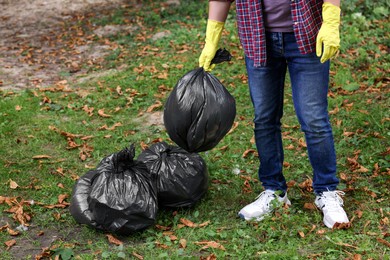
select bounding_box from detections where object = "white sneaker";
[315,190,349,228]
[238,190,291,221]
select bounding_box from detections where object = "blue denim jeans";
[245,32,339,194]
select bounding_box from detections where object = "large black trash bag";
[137,141,208,208]
[69,169,99,228]
[163,49,236,153]
[87,144,158,235]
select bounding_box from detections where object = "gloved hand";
[316,2,341,63]
[199,19,225,71]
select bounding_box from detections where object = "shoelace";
[253,190,276,210]
[321,190,345,210]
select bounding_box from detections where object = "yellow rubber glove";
[199,19,225,71]
[316,2,341,63]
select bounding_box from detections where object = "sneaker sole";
[238,213,267,222]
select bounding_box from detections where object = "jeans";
[245,32,339,194]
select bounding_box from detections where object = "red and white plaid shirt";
[235,0,324,66]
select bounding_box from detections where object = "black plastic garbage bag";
[137,142,208,208]
[69,169,99,228]
[87,145,158,235]
[163,49,236,153]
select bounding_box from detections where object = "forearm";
[209,1,231,22]
[324,0,340,7]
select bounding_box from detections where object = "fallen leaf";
[298,231,305,238]
[52,212,61,220]
[316,229,326,235]
[155,224,171,231]
[333,221,352,230]
[58,194,69,204]
[0,224,9,231]
[198,220,211,227]
[132,252,144,260]
[303,203,316,210]
[106,234,123,245]
[5,239,16,250]
[9,180,19,189]
[98,109,112,118]
[194,241,225,251]
[146,100,162,113]
[15,105,22,111]
[98,122,122,131]
[32,155,51,159]
[227,121,239,135]
[7,228,19,236]
[242,149,257,158]
[180,218,196,228]
[179,238,187,248]
[377,237,390,248]
[355,210,363,218]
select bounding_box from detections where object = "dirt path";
[0,0,129,90]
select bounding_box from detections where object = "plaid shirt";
[235,0,324,67]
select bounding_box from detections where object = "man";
[199,0,349,228]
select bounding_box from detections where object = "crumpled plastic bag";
[69,169,98,228]
[137,141,208,208]
[163,49,236,153]
[86,144,158,235]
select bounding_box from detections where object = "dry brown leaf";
[98,122,123,131]
[298,137,307,148]
[316,229,327,235]
[146,100,162,113]
[377,237,390,248]
[242,149,257,158]
[155,224,171,231]
[179,238,187,248]
[201,253,217,260]
[298,178,313,192]
[15,105,22,111]
[58,194,69,204]
[116,86,123,95]
[82,105,94,116]
[180,218,196,228]
[303,203,316,210]
[198,220,211,227]
[4,239,16,250]
[32,155,51,159]
[132,252,144,260]
[355,210,363,218]
[106,234,123,245]
[44,204,68,209]
[7,228,19,236]
[52,212,61,221]
[298,230,305,238]
[0,224,9,231]
[194,241,225,251]
[98,109,112,118]
[155,241,169,249]
[227,121,239,135]
[9,180,19,189]
[67,138,81,149]
[333,221,352,230]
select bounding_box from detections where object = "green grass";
[1,0,389,259]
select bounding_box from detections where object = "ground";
[0,0,130,90]
[0,1,153,258]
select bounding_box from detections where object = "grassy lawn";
[1,0,389,259]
